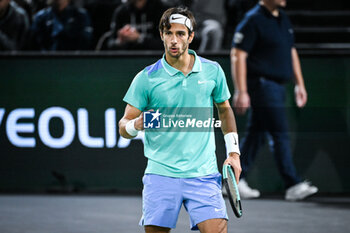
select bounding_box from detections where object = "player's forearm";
[292,47,305,88]
[217,101,238,135]
[118,118,136,139]
[217,101,241,157]
[220,111,238,135]
[230,48,248,93]
[119,116,143,139]
[118,104,143,138]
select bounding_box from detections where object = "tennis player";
[119,7,241,233]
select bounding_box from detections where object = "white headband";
[169,14,193,31]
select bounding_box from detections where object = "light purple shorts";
[139,173,228,230]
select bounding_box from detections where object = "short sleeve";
[231,17,257,53]
[212,64,231,103]
[123,71,149,111]
[284,14,295,47]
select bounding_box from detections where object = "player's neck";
[166,51,194,76]
[260,1,279,17]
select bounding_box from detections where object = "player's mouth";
[170,47,178,53]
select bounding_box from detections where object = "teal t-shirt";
[123,50,231,178]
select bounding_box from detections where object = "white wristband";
[224,132,240,156]
[125,119,139,137]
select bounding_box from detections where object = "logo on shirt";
[144,110,162,129]
[142,108,222,131]
[233,32,244,44]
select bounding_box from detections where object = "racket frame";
[223,164,243,218]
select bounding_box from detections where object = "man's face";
[265,0,287,8]
[161,23,194,59]
[130,0,147,9]
[51,0,70,10]
[0,0,10,13]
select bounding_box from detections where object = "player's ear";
[188,31,194,43]
[160,31,164,41]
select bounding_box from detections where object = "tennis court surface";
[0,194,349,233]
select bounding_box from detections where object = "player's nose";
[170,35,177,43]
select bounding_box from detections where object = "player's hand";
[224,153,242,184]
[233,91,250,115]
[294,84,307,108]
[134,113,144,131]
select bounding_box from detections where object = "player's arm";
[231,47,250,115]
[291,47,307,108]
[118,104,144,139]
[215,100,242,183]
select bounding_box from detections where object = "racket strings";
[227,170,237,199]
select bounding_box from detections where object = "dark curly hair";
[159,7,196,34]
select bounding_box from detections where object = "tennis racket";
[223,164,242,218]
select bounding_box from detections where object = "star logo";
[150,109,162,122]
[144,110,162,129]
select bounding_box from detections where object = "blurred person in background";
[30,0,48,13]
[103,0,167,50]
[83,0,122,50]
[230,0,318,201]
[30,0,93,51]
[223,0,257,49]
[13,0,32,23]
[166,0,225,52]
[0,0,29,50]
[186,0,225,52]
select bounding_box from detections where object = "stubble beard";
[165,42,188,59]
